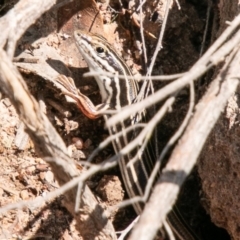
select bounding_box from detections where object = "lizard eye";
[96,47,105,54]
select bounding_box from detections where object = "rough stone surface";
[198,1,240,239]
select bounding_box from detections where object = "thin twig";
[83,71,185,81]
[139,0,148,66]
[146,0,172,77]
[87,123,146,162]
[163,220,175,240]
[117,216,139,240]
[199,1,212,57]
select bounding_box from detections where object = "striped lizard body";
[56,29,197,240]
[73,30,155,214]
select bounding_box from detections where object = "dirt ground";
[0,0,239,239]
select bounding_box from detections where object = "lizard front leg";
[55,74,110,119]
